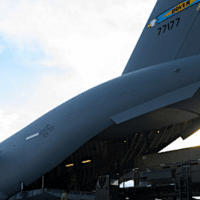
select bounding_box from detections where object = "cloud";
[0,107,40,143]
[0,0,156,73]
[0,110,20,142]
[0,45,5,54]
[0,0,157,142]
[0,110,20,131]
[160,129,200,153]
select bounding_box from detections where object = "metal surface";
[135,145,200,170]
[122,161,200,199]
[8,189,95,200]
[3,0,200,199]
[123,0,200,74]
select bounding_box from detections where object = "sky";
[1,0,200,153]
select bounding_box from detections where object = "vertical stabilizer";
[123,0,200,75]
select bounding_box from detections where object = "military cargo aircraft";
[2,0,200,199]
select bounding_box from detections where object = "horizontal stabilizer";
[111,82,200,124]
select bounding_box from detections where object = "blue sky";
[1,0,200,154]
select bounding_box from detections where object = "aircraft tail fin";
[123,0,200,75]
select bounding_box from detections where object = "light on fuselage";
[65,163,74,167]
[82,160,91,164]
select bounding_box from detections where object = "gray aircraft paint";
[123,0,200,74]
[1,0,200,199]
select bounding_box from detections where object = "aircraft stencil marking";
[148,0,200,28]
[26,124,54,140]
[39,124,54,138]
[157,18,180,36]
[26,133,39,141]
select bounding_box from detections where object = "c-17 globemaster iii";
[2,0,200,199]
